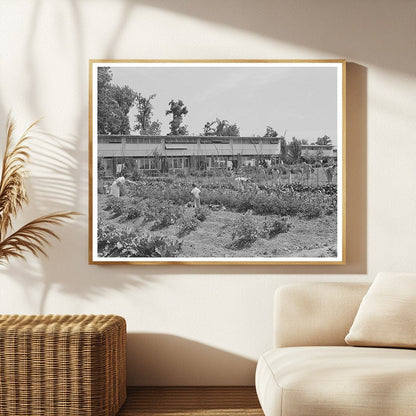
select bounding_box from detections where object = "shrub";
[105,197,127,218]
[103,197,114,211]
[228,211,258,249]
[104,196,126,216]
[97,220,182,257]
[97,219,121,256]
[130,233,182,257]
[149,203,182,230]
[121,206,142,222]
[160,187,192,205]
[177,212,200,237]
[130,168,144,181]
[301,205,322,219]
[261,217,291,239]
[194,207,209,222]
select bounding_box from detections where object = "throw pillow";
[345,272,416,348]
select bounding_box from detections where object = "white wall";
[0,0,415,385]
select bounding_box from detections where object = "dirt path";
[178,209,336,258]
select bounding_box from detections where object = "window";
[212,138,230,144]
[173,158,183,169]
[142,158,150,169]
[138,138,150,144]
[166,137,197,144]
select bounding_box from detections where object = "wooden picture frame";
[89,60,346,265]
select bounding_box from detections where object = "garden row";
[97,204,292,257]
[128,182,336,218]
[126,175,337,194]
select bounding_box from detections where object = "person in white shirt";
[110,176,126,197]
[190,183,201,209]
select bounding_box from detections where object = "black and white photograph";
[89,60,345,264]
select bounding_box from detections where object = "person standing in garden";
[110,176,126,197]
[109,176,134,197]
[191,183,201,209]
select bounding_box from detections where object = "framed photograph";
[89,60,345,265]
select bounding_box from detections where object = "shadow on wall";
[127,333,257,386]
[0,128,156,313]
[0,128,163,310]
[136,0,413,76]
[0,1,149,311]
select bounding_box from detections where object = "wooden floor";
[117,386,264,416]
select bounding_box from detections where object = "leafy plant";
[228,210,258,249]
[97,220,182,257]
[121,206,142,222]
[177,212,200,237]
[261,217,291,239]
[120,232,182,257]
[97,219,122,256]
[194,207,209,222]
[149,203,181,230]
[0,117,78,264]
[105,196,126,218]
[130,168,144,182]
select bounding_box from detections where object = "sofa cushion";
[345,272,416,348]
[256,346,416,416]
[274,283,370,348]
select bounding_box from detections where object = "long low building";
[97,135,337,177]
[301,144,337,162]
[98,135,282,176]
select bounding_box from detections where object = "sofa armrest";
[274,282,370,348]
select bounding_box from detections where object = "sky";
[109,63,340,144]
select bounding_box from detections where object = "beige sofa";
[255,282,416,416]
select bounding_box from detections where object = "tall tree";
[134,94,161,135]
[287,137,302,164]
[203,118,240,136]
[316,135,332,145]
[166,100,188,135]
[263,126,278,138]
[97,67,137,135]
[112,85,137,116]
[146,121,162,136]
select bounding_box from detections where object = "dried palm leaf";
[0,116,79,264]
[0,212,78,264]
[0,117,37,239]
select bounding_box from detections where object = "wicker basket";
[0,314,126,416]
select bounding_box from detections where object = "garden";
[97,169,338,259]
